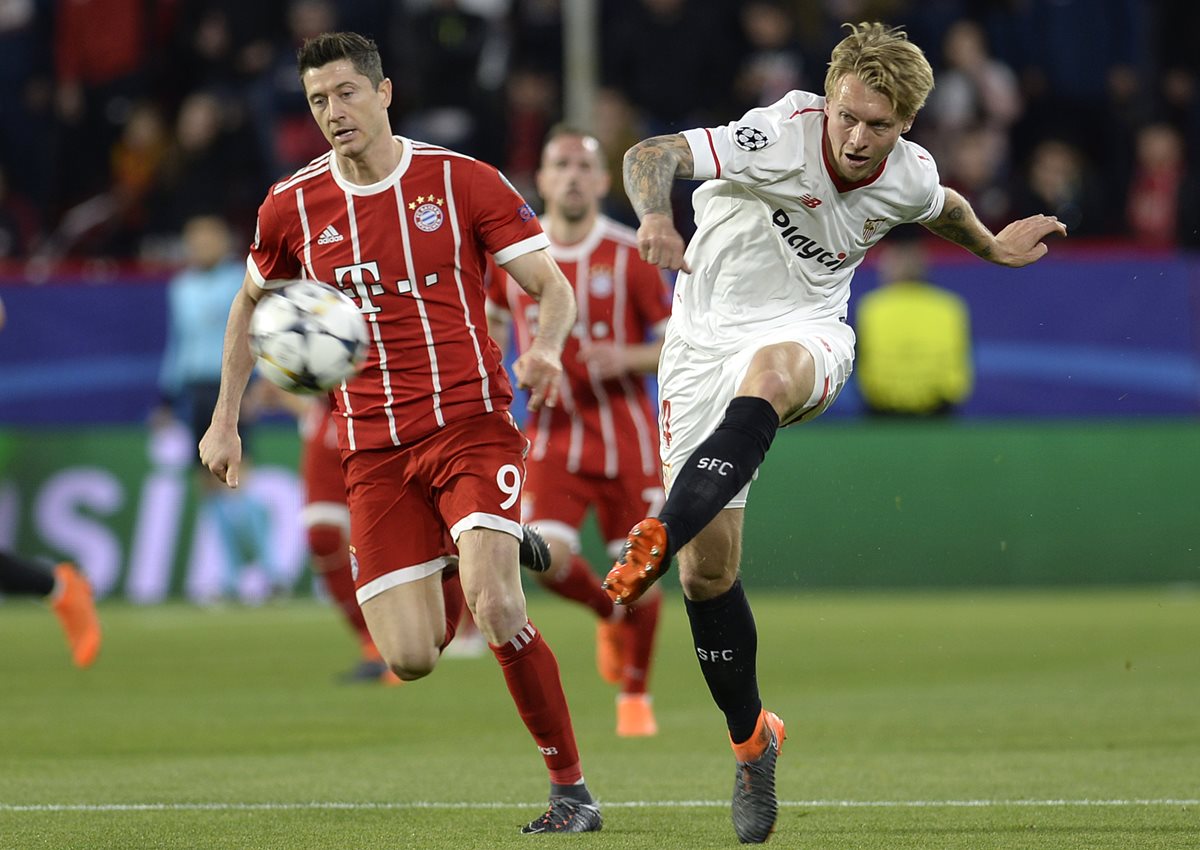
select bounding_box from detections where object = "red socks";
[490,620,583,785]
[314,546,373,646]
[622,592,663,695]
[547,554,615,620]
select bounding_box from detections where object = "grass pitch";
[1,587,1197,849]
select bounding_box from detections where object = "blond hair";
[824,22,934,120]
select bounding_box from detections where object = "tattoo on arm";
[623,134,694,220]
[924,193,994,260]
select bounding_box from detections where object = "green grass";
[1,587,1197,849]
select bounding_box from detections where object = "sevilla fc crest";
[862,217,886,241]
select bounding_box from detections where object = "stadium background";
[0,0,1197,599]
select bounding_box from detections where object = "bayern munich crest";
[734,125,769,151]
[413,200,444,232]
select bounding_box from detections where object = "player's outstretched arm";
[623,134,694,272]
[923,187,1067,268]
[198,274,263,488]
[502,248,575,411]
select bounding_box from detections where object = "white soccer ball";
[248,281,368,394]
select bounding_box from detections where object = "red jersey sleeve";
[468,162,550,265]
[247,190,303,287]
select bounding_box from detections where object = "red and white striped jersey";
[247,138,549,450]
[487,216,671,479]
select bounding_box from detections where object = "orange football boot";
[602,518,669,605]
[616,693,658,737]
[50,564,101,668]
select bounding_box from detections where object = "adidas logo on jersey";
[317,225,344,245]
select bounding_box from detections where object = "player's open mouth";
[334,128,356,141]
[844,152,870,166]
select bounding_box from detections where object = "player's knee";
[678,562,736,601]
[470,591,528,644]
[534,547,572,585]
[741,346,815,415]
[306,524,346,562]
[383,646,440,681]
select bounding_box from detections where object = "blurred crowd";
[1,0,1198,266]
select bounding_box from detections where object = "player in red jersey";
[488,126,671,738]
[253,384,398,683]
[199,32,600,834]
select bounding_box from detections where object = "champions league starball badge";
[734,126,769,151]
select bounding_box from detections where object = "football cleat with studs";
[731,710,787,844]
[520,796,603,834]
[602,518,670,605]
[518,525,552,573]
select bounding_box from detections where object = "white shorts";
[657,319,855,507]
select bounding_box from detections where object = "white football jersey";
[674,90,944,355]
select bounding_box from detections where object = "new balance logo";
[799,194,822,209]
[317,225,344,245]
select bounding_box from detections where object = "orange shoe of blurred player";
[50,564,101,668]
[616,693,658,737]
[595,618,625,684]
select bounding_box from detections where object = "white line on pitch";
[0,799,1196,813]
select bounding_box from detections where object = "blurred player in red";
[488,126,671,737]
[199,33,600,834]
[255,386,398,683]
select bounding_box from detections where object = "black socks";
[684,579,762,744]
[658,396,779,557]
[0,551,56,597]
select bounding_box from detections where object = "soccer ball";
[248,281,368,394]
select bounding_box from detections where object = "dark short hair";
[297,32,384,88]
[542,123,606,159]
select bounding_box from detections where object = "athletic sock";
[440,570,465,651]
[683,580,762,744]
[490,620,583,785]
[309,527,372,644]
[544,554,615,620]
[658,396,779,556]
[0,551,56,597]
[621,592,663,695]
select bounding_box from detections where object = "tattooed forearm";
[623,134,694,220]
[924,191,994,260]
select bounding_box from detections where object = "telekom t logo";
[333,261,384,313]
[333,261,440,314]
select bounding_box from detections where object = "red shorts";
[342,411,528,602]
[522,456,664,558]
[300,407,348,530]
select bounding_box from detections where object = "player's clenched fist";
[513,347,563,411]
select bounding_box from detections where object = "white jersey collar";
[547,216,608,263]
[329,135,413,195]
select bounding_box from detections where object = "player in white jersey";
[602,22,1067,844]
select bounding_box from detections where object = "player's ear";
[378,77,393,109]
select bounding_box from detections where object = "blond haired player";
[605,22,1067,843]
